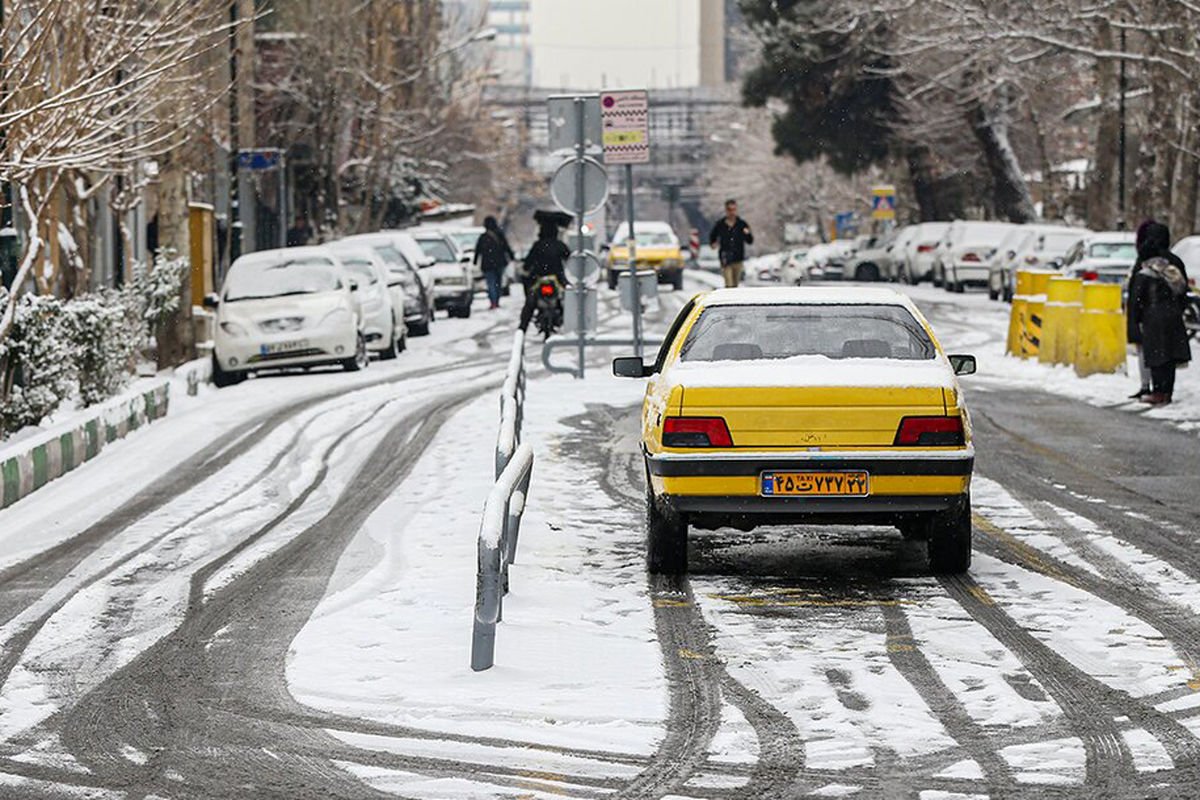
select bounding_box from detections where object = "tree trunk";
[1088,21,1119,230]
[1175,90,1200,237]
[906,144,941,222]
[964,89,1036,224]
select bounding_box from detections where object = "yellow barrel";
[1007,270,1037,356]
[1075,283,1126,377]
[1019,271,1054,358]
[1041,277,1083,366]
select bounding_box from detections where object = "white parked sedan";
[339,232,437,336]
[207,247,367,387]
[328,244,407,359]
[412,231,474,318]
[1059,232,1137,286]
[938,221,1015,292]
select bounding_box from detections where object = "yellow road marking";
[653,598,689,608]
[973,513,1080,588]
[678,648,708,660]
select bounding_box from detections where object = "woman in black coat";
[1127,221,1191,405]
[474,216,515,309]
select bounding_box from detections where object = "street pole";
[1117,23,1127,230]
[626,164,642,358]
[574,97,586,379]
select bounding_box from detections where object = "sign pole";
[574,97,587,379]
[626,163,642,358]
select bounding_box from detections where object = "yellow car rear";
[614,287,977,575]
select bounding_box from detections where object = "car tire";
[927,494,972,574]
[379,322,400,360]
[408,317,430,337]
[932,271,943,288]
[671,271,684,291]
[988,285,999,301]
[646,490,687,575]
[458,302,472,319]
[211,354,244,388]
[342,333,368,372]
[855,263,880,282]
[954,281,965,294]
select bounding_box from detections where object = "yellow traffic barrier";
[1006,270,1035,356]
[1075,283,1126,377]
[1040,277,1083,366]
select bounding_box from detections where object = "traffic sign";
[547,95,603,153]
[600,90,650,165]
[550,157,609,216]
[567,251,603,283]
[872,185,897,220]
[237,149,283,171]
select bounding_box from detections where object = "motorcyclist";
[519,211,572,333]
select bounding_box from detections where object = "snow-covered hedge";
[0,252,189,439]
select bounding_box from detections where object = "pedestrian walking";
[1128,220,1191,406]
[519,210,571,333]
[1128,220,1159,399]
[474,216,515,310]
[709,199,753,288]
[286,215,313,248]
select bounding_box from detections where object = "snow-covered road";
[0,278,1198,799]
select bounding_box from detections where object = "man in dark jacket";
[1128,221,1191,405]
[474,216,515,310]
[519,214,571,333]
[709,199,754,288]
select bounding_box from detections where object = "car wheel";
[932,271,943,288]
[928,494,972,574]
[988,285,999,301]
[954,281,965,294]
[379,322,400,360]
[211,354,244,388]
[343,333,368,372]
[855,263,880,282]
[407,317,430,337]
[646,490,687,575]
[671,271,684,291]
[458,302,472,319]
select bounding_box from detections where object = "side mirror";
[600,243,610,252]
[460,254,471,263]
[613,356,652,378]
[349,279,360,291]
[201,293,220,310]
[949,354,977,376]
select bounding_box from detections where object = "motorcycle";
[531,276,564,339]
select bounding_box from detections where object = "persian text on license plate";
[260,339,309,355]
[761,471,870,497]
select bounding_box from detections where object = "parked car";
[779,248,810,285]
[937,221,1015,292]
[605,221,686,290]
[1059,232,1137,286]
[897,222,951,284]
[338,232,436,336]
[207,247,367,387]
[695,246,722,273]
[987,225,1088,301]
[411,230,475,318]
[328,244,406,359]
[848,230,899,282]
[880,225,920,281]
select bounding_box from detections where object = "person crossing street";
[474,216,515,310]
[709,199,754,288]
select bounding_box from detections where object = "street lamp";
[1117,22,1127,230]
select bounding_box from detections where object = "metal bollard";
[471,537,503,672]
[186,369,200,397]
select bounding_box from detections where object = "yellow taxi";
[605,221,685,291]
[613,287,977,575]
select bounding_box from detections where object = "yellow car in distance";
[613,287,977,575]
[605,221,686,291]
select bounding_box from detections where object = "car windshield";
[636,232,675,246]
[343,260,378,285]
[224,257,340,301]
[1089,241,1136,259]
[417,238,456,262]
[1041,233,1084,252]
[447,231,478,249]
[679,304,937,362]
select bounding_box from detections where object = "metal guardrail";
[542,336,664,377]
[472,330,534,672]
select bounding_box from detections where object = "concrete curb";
[0,382,170,510]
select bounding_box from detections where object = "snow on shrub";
[130,250,189,329]
[0,294,76,436]
[65,289,142,408]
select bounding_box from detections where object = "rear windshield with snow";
[224,257,341,301]
[679,304,937,362]
[1089,242,1136,260]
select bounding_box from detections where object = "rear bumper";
[647,448,972,526]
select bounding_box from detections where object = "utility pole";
[231,0,257,255]
[0,0,16,291]
[1117,23,1128,230]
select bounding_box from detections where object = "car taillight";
[961,252,981,263]
[917,244,935,253]
[1082,270,1099,281]
[894,416,965,447]
[539,283,556,296]
[663,417,733,448]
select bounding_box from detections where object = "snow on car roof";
[698,286,915,308]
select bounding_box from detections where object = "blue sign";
[237,150,283,171]
[834,212,855,239]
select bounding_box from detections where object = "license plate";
[761,471,870,497]
[260,339,308,355]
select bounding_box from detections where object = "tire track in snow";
[940,570,1138,789]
